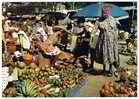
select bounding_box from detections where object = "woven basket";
[23,53,33,65]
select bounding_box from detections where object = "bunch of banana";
[16,80,39,97]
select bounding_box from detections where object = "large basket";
[23,53,33,65]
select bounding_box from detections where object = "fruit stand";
[2,41,87,97]
[2,2,137,97]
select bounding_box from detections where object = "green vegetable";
[16,80,39,97]
[63,88,69,97]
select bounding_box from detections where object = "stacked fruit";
[18,65,51,80]
[4,50,86,97]
[100,81,137,97]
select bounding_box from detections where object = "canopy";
[73,3,129,18]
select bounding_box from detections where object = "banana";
[16,80,38,97]
[27,80,39,96]
[25,80,29,95]
[16,92,23,96]
[22,84,26,96]
[28,82,36,96]
[28,81,33,92]
[31,88,38,96]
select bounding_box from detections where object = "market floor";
[69,54,136,97]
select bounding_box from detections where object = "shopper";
[71,18,85,64]
[95,15,120,76]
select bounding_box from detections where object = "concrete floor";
[69,53,136,97]
[68,39,137,97]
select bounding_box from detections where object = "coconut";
[30,63,38,69]
[41,66,46,71]
[18,62,26,69]
[35,67,40,72]
[126,71,132,76]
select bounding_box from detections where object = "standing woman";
[95,15,120,75]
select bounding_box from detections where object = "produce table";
[2,50,87,97]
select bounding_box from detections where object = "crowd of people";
[2,11,121,77]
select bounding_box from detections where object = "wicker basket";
[23,53,33,65]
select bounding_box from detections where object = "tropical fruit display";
[3,52,87,97]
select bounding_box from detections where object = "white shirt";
[47,26,53,35]
[12,32,18,39]
[96,29,100,36]
[17,31,31,49]
[37,27,48,41]
[14,51,22,58]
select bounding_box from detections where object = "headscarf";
[105,16,117,28]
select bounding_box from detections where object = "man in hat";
[71,18,85,51]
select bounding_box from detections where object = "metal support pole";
[132,2,135,24]
[72,2,75,10]
[99,2,103,17]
